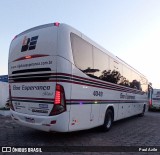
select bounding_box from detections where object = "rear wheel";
[101,109,113,131]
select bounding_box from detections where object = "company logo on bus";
[21,36,39,52]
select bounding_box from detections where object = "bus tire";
[101,109,113,131]
[139,105,146,117]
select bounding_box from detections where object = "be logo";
[21,36,39,52]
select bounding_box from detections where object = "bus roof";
[13,22,146,78]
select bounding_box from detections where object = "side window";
[140,76,148,92]
[109,58,122,84]
[71,33,93,76]
[93,47,109,79]
[70,33,147,91]
[121,66,132,87]
[131,71,141,90]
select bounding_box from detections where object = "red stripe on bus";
[13,54,49,62]
[12,96,53,101]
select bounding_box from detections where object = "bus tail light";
[49,84,66,116]
[9,84,15,111]
[25,55,32,59]
[54,22,60,27]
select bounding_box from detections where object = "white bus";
[8,22,149,132]
[149,89,160,110]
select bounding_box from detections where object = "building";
[0,75,8,82]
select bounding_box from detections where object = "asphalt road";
[1,111,160,155]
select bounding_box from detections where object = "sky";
[1,0,160,88]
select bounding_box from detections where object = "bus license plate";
[25,117,35,123]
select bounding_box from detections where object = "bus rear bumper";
[10,110,70,132]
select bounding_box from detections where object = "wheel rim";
[106,113,112,128]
